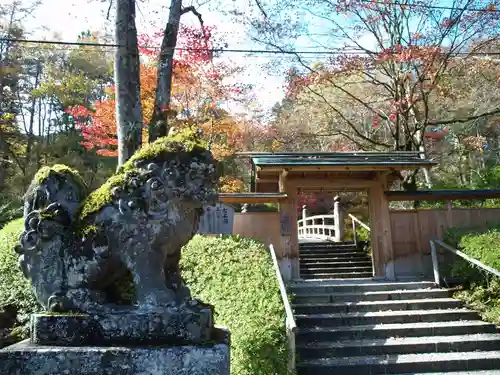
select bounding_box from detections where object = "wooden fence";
[233,212,283,258]
[230,208,500,278]
[389,208,500,277]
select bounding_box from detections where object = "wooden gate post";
[278,172,300,280]
[369,174,395,280]
[333,195,344,242]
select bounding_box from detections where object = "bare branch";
[253,0,268,19]
[181,5,204,26]
[429,108,500,126]
[303,84,391,149]
[106,0,113,21]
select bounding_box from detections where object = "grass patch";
[181,235,289,375]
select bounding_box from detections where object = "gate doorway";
[237,152,435,281]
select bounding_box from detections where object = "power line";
[3,37,500,56]
[0,37,360,54]
[357,0,500,13]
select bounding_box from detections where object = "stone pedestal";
[29,305,213,346]
[0,311,230,375]
[1,335,230,375]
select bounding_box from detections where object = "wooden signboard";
[280,212,292,236]
[198,203,235,235]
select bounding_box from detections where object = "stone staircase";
[292,241,500,374]
[299,241,373,279]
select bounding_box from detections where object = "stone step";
[295,309,479,327]
[300,266,374,274]
[296,320,498,342]
[296,350,500,375]
[300,249,360,255]
[301,272,374,279]
[299,251,370,261]
[300,260,372,267]
[293,298,462,314]
[299,242,356,249]
[300,247,361,253]
[289,280,436,294]
[393,372,500,375]
[300,254,367,260]
[297,333,500,358]
[291,289,451,303]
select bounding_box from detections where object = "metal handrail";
[348,214,371,231]
[429,238,500,287]
[268,244,296,372]
[348,214,370,247]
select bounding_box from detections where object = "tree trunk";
[406,89,432,188]
[26,61,41,166]
[149,0,183,142]
[114,0,143,166]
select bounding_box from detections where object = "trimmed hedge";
[0,219,39,322]
[0,218,39,346]
[0,220,289,373]
[181,235,288,375]
[443,222,500,325]
[444,221,500,279]
[0,200,22,230]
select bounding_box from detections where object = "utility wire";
[357,0,500,13]
[0,37,360,53]
[3,37,500,56]
[1,37,394,55]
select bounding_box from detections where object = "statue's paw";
[139,289,177,308]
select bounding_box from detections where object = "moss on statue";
[33,164,88,197]
[39,210,57,220]
[80,225,99,237]
[79,129,209,221]
[79,172,138,220]
[41,311,88,317]
[120,130,209,173]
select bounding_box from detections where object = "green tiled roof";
[243,152,435,167]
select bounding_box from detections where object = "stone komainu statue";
[15,131,218,314]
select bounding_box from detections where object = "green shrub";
[0,219,40,326]
[443,222,500,325]
[181,235,288,375]
[454,279,500,326]
[443,221,500,278]
[0,200,22,230]
[344,226,371,254]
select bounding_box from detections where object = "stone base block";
[0,328,230,375]
[30,305,213,346]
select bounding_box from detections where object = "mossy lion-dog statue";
[15,129,218,313]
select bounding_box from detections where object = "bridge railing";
[298,196,346,241]
[297,214,337,241]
